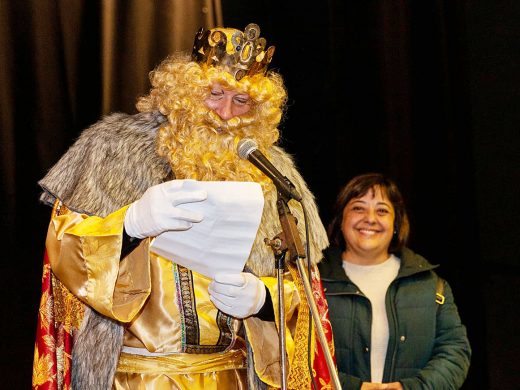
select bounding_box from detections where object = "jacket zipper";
[325,288,370,379]
[386,280,399,382]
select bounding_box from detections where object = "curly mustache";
[204,110,257,135]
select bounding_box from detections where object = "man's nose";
[215,98,233,121]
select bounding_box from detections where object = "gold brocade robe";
[46,202,303,389]
[33,112,332,389]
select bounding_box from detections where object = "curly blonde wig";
[136,53,288,190]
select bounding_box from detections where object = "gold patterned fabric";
[33,201,86,390]
[244,265,337,389]
[243,276,299,388]
[43,203,306,388]
[34,109,335,388]
[32,253,81,390]
[286,262,312,390]
[47,205,243,353]
[114,350,246,389]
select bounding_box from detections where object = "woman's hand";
[361,382,403,390]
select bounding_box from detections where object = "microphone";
[237,138,302,202]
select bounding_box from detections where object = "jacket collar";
[397,247,438,278]
[319,247,349,282]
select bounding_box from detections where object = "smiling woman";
[340,187,396,265]
[319,173,471,390]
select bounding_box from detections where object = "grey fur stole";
[39,111,173,216]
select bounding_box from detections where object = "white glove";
[124,180,207,239]
[208,272,266,319]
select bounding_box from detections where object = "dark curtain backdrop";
[0,1,221,387]
[222,1,519,389]
[1,1,518,389]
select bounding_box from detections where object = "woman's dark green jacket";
[319,247,471,390]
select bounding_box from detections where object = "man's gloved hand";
[208,272,267,319]
[124,180,207,239]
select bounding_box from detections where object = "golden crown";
[191,23,275,81]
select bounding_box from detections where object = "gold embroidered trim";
[286,262,312,390]
[176,265,234,354]
[51,274,85,333]
[176,265,200,349]
[216,311,234,348]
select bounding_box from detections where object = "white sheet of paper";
[150,180,264,278]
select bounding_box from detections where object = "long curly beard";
[157,107,277,193]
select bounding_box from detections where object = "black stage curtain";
[0,1,220,386]
[223,1,519,389]
[1,1,519,388]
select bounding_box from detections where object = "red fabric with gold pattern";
[32,250,84,390]
[311,267,337,389]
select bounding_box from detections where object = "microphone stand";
[264,236,289,390]
[265,191,342,390]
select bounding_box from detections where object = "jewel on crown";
[192,23,275,81]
